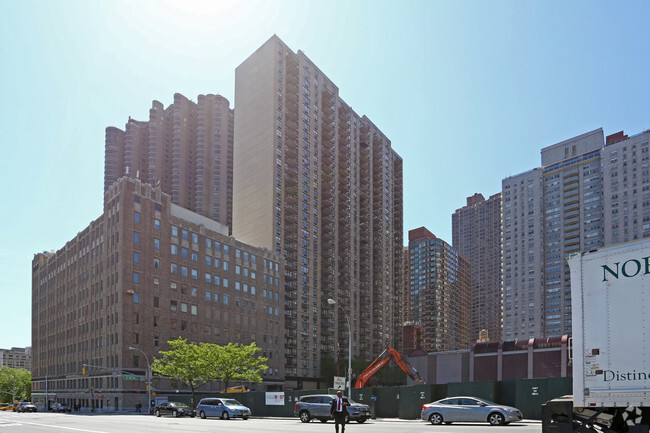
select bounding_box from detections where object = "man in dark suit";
[330,390,350,433]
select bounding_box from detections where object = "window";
[171,244,178,255]
[223,244,230,255]
[133,293,139,304]
[191,305,198,315]
[133,252,140,264]
[172,225,178,237]
[134,211,141,224]
[205,291,211,301]
[133,232,140,244]
[171,300,177,312]
[154,297,159,308]
[192,233,198,244]
[182,229,189,240]
[181,303,188,313]
[171,263,178,274]
[133,272,140,284]
[223,295,229,305]
[153,258,160,269]
[154,219,160,230]
[154,238,160,250]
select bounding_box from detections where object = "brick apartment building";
[31,177,284,411]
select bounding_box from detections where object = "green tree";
[208,342,268,390]
[151,339,268,405]
[151,338,212,406]
[0,367,31,403]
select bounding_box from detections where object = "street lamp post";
[327,298,352,398]
[128,346,151,413]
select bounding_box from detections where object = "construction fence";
[180,377,571,420]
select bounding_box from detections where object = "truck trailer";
[543,239,650,433]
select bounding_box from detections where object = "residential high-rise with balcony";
[104,93,234,230]
[452,193,502,342]
[502,127,650,340]
[233,35,403,387]
[406,227,471,352]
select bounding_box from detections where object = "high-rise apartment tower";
[502,127,650,340]
[452,193,502,342]
[104,93,234,229]
[406,227,471,352]
[233,35,403,386]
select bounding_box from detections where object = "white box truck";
[543,239,650,433]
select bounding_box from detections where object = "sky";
[1,0,649,349]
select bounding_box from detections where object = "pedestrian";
[330,390,350,433]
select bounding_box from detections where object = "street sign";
[123,376,139,381]
[333,376,345,390]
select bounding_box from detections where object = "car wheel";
[155,409,161,417]
[172,410,178,418]
[242,416,248,420]
[429,413,444,425]
[299,410,311,423]
[357,419,367,423]
[222,411,230,420]
[200,411,206,419]
[488,412,505,426]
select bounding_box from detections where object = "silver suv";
[294,394,370,423]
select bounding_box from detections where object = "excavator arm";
[354,347,423,388]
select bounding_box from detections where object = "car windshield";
[174,403,190,408]
[223,399,242,406]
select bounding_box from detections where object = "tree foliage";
[0,367,31,403]
[151,338,267,405]
[209,342,268,389]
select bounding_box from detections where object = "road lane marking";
[3,420,109,433]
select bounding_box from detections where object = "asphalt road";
[0,411,543,433]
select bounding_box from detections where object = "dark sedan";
[154,401,196,418]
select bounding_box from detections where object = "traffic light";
[82,367,86,375]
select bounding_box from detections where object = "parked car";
[15,401,37,413]
[0,404,15,411]
[153,401,196,418]
[51,403,72,413]
[421,396,523,426]
[196,397,251,420]
[294,394,371,424]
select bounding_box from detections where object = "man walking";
[330,390,350,433]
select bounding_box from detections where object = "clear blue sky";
[1,0,649,348]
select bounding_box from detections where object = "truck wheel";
[488,412,505,425]
[299,411,310,423]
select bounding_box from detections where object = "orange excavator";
[355,347,424,388]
